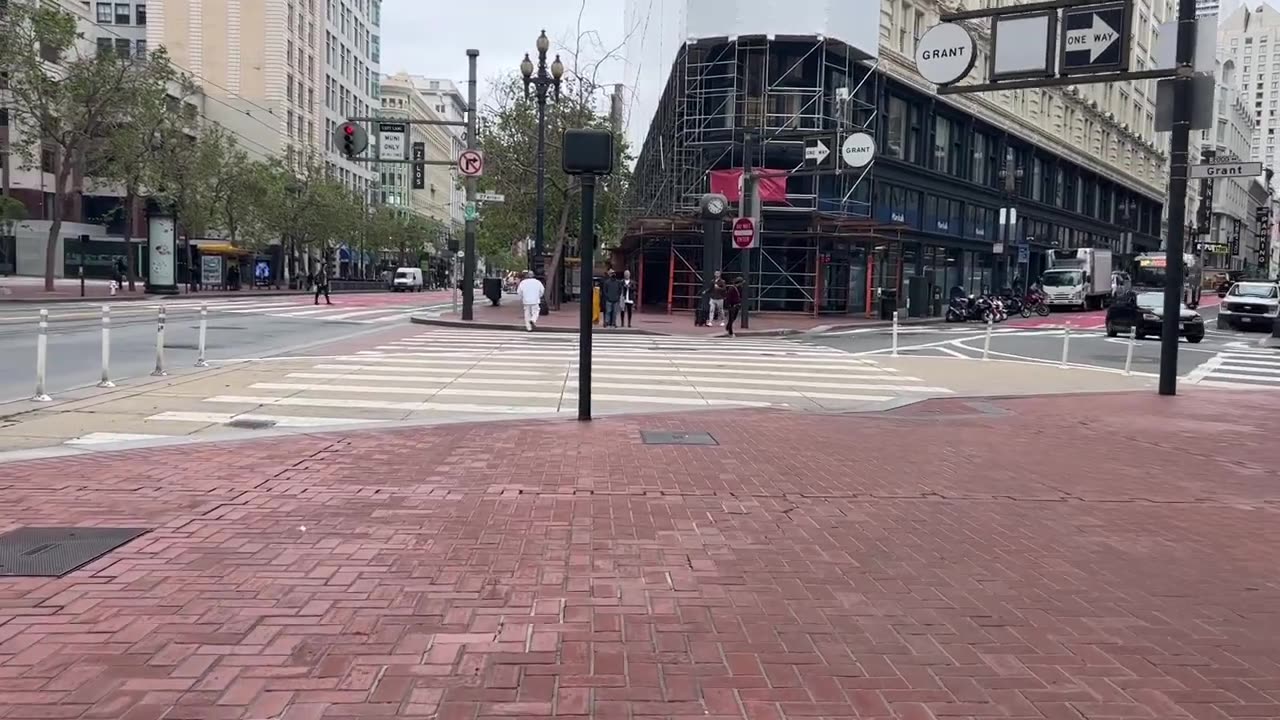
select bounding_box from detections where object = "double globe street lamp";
[521,31,564,315]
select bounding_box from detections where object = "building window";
[885,96,913,161]
[96,37,113,56]
[136,3,146,25]
[96,3,112,22]
[114,3,130,24]
[40,144,56,173]
[135,39,146,57]
[115,38,131,58]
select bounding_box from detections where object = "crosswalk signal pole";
[461,50,479,322]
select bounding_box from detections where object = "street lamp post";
[521,31,564,317]
[997,154,1023,291]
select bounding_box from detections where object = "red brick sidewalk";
[417,299,937,337]
[1,390,1278,719]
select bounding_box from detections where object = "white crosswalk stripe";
[136,329,957,432]
[1188,349,1280,388]
[0,296,449,325]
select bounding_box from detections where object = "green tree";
[476,72,630,300]
[0,2,184,290]
[87,50,191,290]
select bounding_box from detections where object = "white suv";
[1217,281,1280,332]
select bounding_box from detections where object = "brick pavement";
[0,389,1278,720]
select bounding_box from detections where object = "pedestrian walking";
[620,269,637,328]
[313,266,332,305]
[709,270,726,325]
[601,272,622,327]
[516,270,544,331]
[724,276,743,337]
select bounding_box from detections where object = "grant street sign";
[1059,2,1128,75]
[915,23,977,86]
[841,132,876,168]
[1190,160,1264,179]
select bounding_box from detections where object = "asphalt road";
[808,301,1280,387]
[0,292,452,404]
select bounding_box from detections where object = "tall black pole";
[740,131,754,329]
[578,174,596,421]
[1159,0,1196,396]
[535,83,549,316]
[462,49,478,321]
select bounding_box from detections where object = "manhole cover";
[227,418,277,429]
[640,431,718,446]
[0,527,149,577]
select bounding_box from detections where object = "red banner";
[709,168,790,204]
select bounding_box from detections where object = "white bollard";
[97,305,115,388]
[32,309,52,402]
[1060,326,1071,368]
[1124,325,1136,376]
[151,307,167,376]
[195,305,209,368]
[891,310,899,357]
[982,316,993,361]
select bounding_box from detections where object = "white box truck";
[1040,249,1113,311]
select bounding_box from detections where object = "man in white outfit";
[516,270,545,331]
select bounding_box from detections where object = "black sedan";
[1105,290,1204,343]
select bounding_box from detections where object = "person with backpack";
[724,276,743,337]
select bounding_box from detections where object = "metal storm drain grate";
[227,418,278,430]
[640,431,718,446]
[0,527,150,577]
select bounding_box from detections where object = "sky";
[379,0,628,95]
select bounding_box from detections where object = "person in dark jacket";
[601,272,623,327]
[724,277,743,337]
[313,266,332,305]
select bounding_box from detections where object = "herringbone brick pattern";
[0,389,1278,719]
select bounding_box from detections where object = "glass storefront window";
[886,96,909,160]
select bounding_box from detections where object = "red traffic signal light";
[344,125,355,136]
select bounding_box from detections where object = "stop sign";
[731,217,756,249]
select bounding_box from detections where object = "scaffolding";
[624,36,885,315]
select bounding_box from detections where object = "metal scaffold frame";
[624,35,882,315]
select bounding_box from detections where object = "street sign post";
[803,137,832,168]
[1190,161,1263,179]
[377,122,407,160]
[731,217,756,250]
[841,132,876,168]
[1059,2,1129,75]
[914,23,977,86]
[457,149,484,177]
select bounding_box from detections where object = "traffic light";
[333,121,367,160]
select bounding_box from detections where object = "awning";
[196,243,252,256]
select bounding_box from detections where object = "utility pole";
[740,131,756,329]
[462,50,479,321]
[1158,0,1197,396]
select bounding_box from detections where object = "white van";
[391,267,424,292]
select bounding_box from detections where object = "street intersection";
[810,298,1280,390]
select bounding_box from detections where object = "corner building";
[622,0,1174,318]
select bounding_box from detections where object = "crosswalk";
[1188,348,1280,389]
[133,329,957,434]
[0,294,451,325]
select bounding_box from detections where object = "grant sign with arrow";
[1059,2,1128,75]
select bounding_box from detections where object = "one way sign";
[804,136,833,168]
[1059,2,1129,75]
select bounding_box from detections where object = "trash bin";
[878,288,899,320]
[482,277,502,306]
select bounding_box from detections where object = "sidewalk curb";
[0,288,388,305]
[408,314,895,338]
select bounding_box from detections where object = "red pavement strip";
[1,391,1279,720]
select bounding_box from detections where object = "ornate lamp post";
[521,31,564,316]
